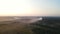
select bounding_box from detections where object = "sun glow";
[0,0,34,16]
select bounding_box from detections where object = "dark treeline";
[30,17,60,34]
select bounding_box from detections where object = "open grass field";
[0,16,60,34]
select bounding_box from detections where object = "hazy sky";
[0,0,60,16]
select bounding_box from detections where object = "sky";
[0,0,60,16]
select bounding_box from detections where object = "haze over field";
[0,0,60,16]
[0,16,59,34]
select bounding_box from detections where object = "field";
[0,16,34,34]
[0,16,60,34]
